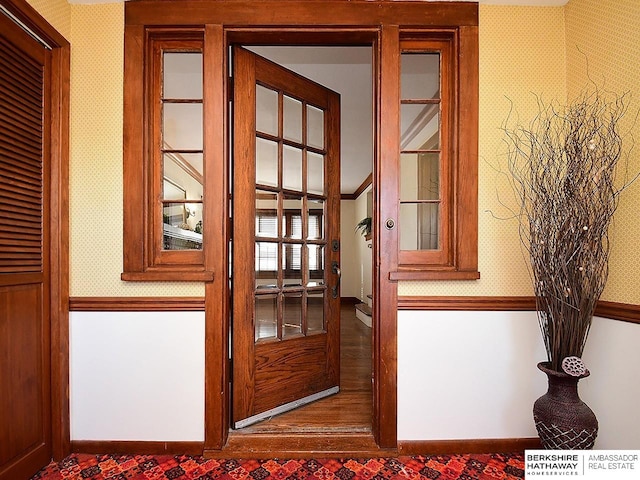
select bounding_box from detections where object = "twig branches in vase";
[502,87,637,449]
[503,88,636,372]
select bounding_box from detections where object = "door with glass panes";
[232,47,341,428]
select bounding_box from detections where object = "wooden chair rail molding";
[68,296,639,323]
[398,296,640,325]
[69,297,205,311]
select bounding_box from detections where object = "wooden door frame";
[124,0,478,454]
[208,27,397,452]
[0,0,70,462]
[230,46,342,428]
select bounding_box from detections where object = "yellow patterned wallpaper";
[399,5,567,296]
[67,4,204,297]
[26,1,636,302]
[565,0,640,304]
[26,0,70,40]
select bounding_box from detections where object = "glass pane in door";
[307,292,325,333]
[256,190,278,238]
[307,105,324,149]
[307,152,324,195]
[255,294,278,341]
[283,95,303,143]
[256,85,278,136]
[283,292,303,338]
[256,138,278,187]
[283,145,303,191]
[252,75,329,344]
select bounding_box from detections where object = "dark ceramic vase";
[533,362,598,449]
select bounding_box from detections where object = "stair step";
[355,303,372,316]
[355,303,372,328]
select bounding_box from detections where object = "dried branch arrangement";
[503,88,634,372]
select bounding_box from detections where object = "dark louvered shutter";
[0,34,43,274]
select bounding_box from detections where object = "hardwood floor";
[228,298,372,436]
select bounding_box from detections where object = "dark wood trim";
[341,172,372,200]
[204,23,230,452]
[49,38,71,462]
[398,437,541,455]
[373,23,399,449]
[398,296,640,325]
[68,295,640,323]
[126,1,479,27]
[2,0,72,463]
[390,270,480,281]
[71,440,204,456]
[595,300,640,325]
[398,296,536,311]
[120,271,214,282]
[69,297,205,311]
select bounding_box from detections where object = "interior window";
[121,31,211,281]
[390,35,479,280]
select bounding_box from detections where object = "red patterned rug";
[31,453,525,479]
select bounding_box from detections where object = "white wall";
[70,311,205,441]
[340,200,360,299]
[69,309,640,448]
[580,317,640,449]
[355,187,372,302]
[398,310,640,449]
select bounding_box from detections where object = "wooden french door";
[0,8,52,479]
[232,46,341,428]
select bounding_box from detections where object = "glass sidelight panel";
[399,203,439,250]
[283,292,303,338]
[161,50,204,252]
[163,52,203,99]
[163,153,204,190]
[163,103,203,150]
[400,153,439,202]
[255,294,278,341]
[401,53,440,100]
[400,104,440,151]
[399,50,442,252]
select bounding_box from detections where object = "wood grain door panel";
[0,4,53,478]
[232,46,341,427]
[0,284,50,475]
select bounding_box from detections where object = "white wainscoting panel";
[70,311,205,441]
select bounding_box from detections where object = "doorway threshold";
[210,432,396,458]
